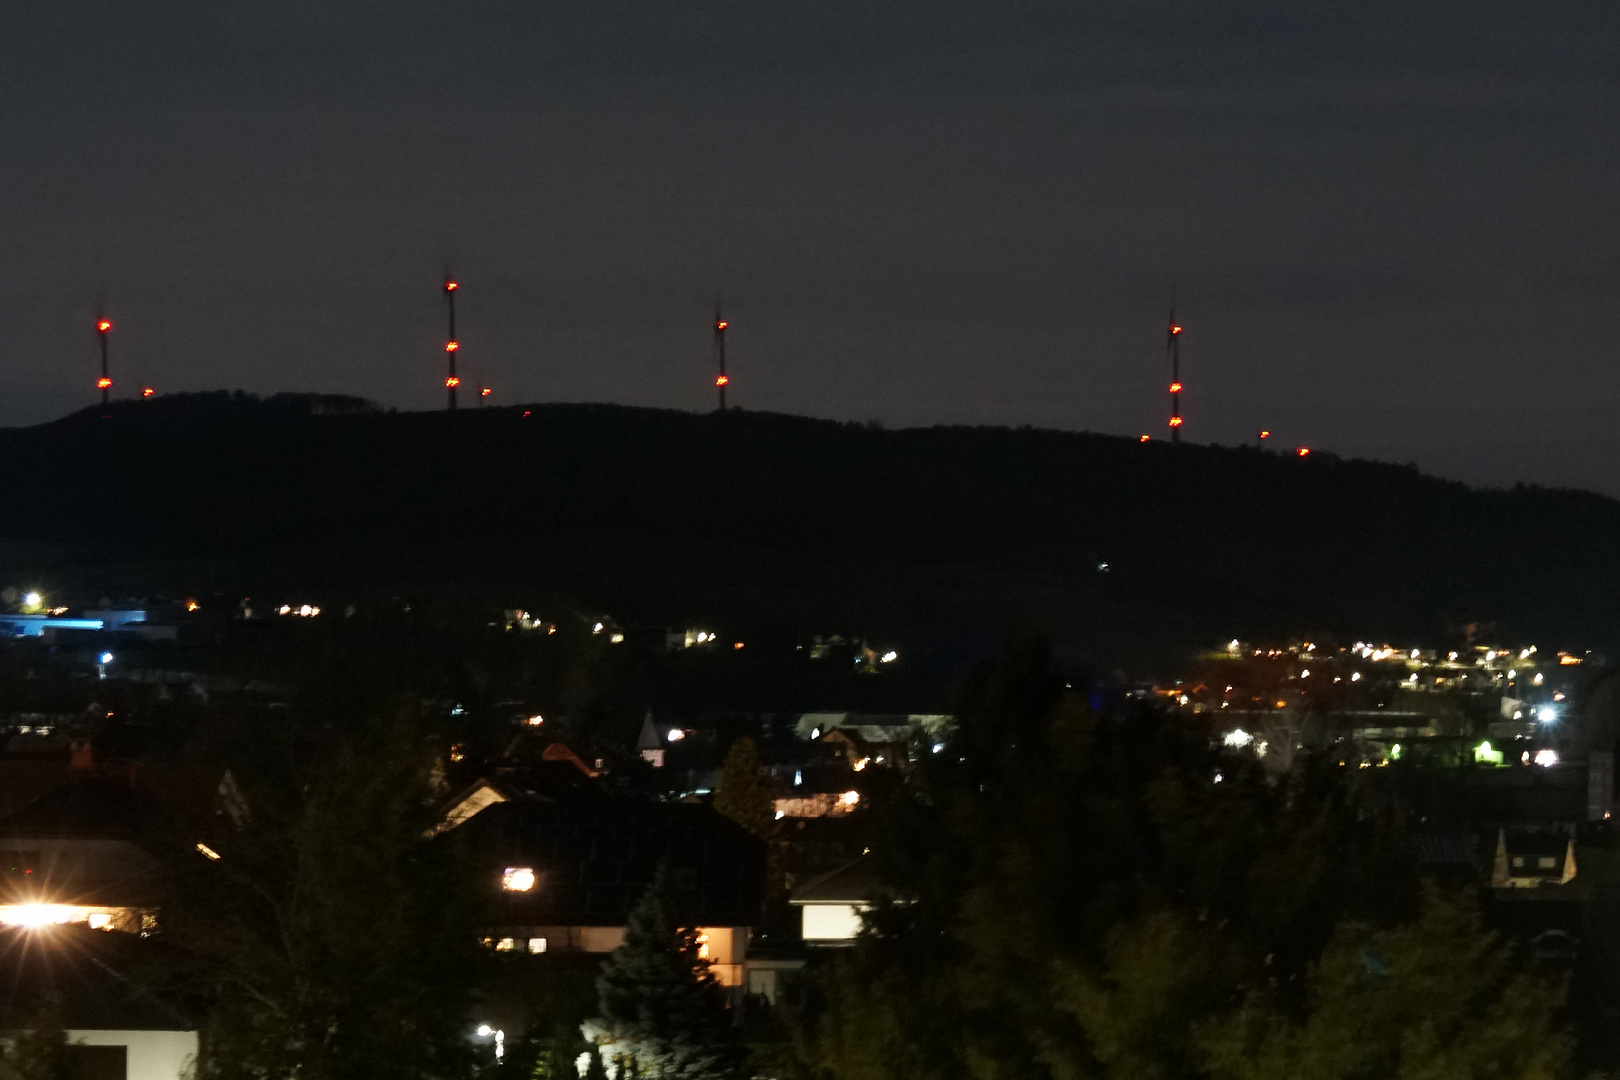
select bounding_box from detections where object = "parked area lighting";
[474,1026,505,1061]
[1223,729,1255,749]
[501,867,536,892]
[22,591,41,609]
[0,904,139,930]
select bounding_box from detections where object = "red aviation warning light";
[142,387,154,398]
[716,320,728,331]
[444,281,458,292]
[1170,324,1183,336]
[1139,434,1150,443]
[445,341,459,352]
[445,376,461,389]
[96,319,112,333]
[715,374,729,387]
[1296,446,1311,457]
[480,387,492,398]
[1258,429,1270,440]
[96,377,112,390]
[1168,416,1184,428]
[1169,381,1183,393]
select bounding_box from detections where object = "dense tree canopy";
[807,642,1575,1080]
[169,717,488,1080]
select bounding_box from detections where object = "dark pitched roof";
[790,857,882,905]
[0,778,159,839]
[459,793,763,927]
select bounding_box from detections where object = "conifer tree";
[713,737,775,840]
[593,872,746,1079]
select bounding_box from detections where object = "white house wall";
[66,1029,197,1080]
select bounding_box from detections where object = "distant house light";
[502,867,537,892]
[1535,749,1559,767]
[880,651,898,663]
[667,728,685,742]
[839,791,860,807]
[196,842,221,861]
[527,715,544,726]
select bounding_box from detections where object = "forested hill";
[1,392,1616,657]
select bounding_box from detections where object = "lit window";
[87,912,112,930]
[495,937,517,951]
[528,937,547,954]
[502,867,536,892]
[1537,857,1556,869]
[1512,857,1525,868]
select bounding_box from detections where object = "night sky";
[3,3,1617,492]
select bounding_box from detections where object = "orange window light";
[96,377,112,389]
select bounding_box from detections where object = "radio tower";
[443,277,461,411]
[95,313,113,408]
[713,301,729,411]
[1166,300,1184,443]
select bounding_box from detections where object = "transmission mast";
[444,277,461,410]
[95,314,113,408]
[714,301,729,411]
[1166,301,1184,443]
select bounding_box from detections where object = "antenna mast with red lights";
[444,277,461,411]
[714,301,729,411]
[95,314,113,408]
[1166,300,1184,443]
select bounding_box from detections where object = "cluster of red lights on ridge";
[85,292,1313,452]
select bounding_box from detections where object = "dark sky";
[3,2,1617,492]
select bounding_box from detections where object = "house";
[0,750,244,934]
[0,926,198,1080]
[1491,829,1577,889]
[439,781,764,994]
[789,856,882,945]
